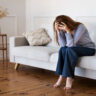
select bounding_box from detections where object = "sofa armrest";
[9,36,29,62]
[9,36,29,47]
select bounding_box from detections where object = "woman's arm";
[65,24,86,47]
[57,30,66,47]
[65,32,74,47]
[74,24,86,45]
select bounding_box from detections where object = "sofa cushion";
[77,56,96,70]
[50,52,58,64]
[50,52,96,70]
[23,28,52,46]
[13,46,59,62]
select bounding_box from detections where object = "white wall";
[0,0,26,35]
[26,0,96,16]
[26,0,96,31]
[0,0,26,60]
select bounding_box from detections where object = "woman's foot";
[64,77,74,90]
[53,75,65,88]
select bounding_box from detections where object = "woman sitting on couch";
[53,15,96,90]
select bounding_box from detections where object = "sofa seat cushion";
[50,52,96,70]
[77,56,96,70]
[13,46,59,62]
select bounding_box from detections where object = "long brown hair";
[53,15,82,46]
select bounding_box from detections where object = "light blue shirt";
[57,23,96,49]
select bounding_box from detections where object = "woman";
[53,15,96,90]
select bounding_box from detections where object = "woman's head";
[53,15,82,45]
[53,15,81,32]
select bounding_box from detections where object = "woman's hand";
[58,22,72,34]
[55,22,60,34]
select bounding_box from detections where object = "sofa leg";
[15,63,20,70]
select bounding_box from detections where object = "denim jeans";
[55,46,96,78]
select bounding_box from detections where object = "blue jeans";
[55,46,96,78]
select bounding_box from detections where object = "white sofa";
[9,16,96,80]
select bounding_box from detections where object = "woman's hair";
[53,15,82,46]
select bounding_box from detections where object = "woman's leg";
[62,46,95,78]
[62,47,79,78]
[71,46,96,57]
[62,46,95,90]
[54,46,67,88]
[64,77,74,90]
[61,47,78,90]
[55,46,67,75]
[53,75,64,88]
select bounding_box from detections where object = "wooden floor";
[0,60,96,96]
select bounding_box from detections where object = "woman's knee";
[59,47,63,53]
[66,47,73,51]
[66,47,79,58]
[66,47,75,55]
[66,46,77,52]
[61,46,67,54]
[59,46,67,52]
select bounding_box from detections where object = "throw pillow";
[23,28,52,46]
